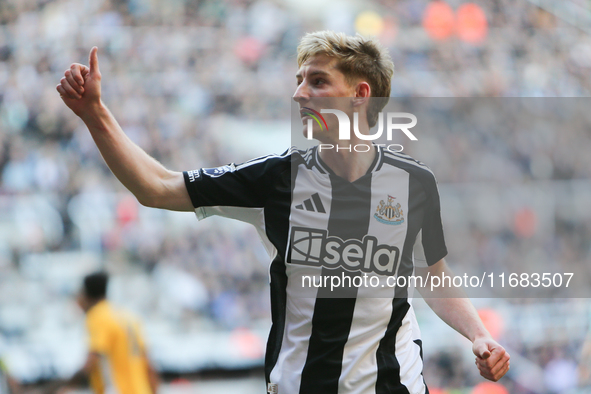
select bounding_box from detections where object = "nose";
[293,82,309,104]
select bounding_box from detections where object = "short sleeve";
[86,316,109,354]
[183,150,290,220]
[416,173,448,266]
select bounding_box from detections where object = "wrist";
[471,329,492,343]
[79,100,108,124]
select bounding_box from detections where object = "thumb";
[89,46,100,76]
[474,342,491,359]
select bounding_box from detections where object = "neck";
[318,121,376,182]
[85,298,105,313]
[319,147,376,182]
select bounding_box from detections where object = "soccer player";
[57,31,510,393]
[54,272,159,394]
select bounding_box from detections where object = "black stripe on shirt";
[264,156,296,383]
[375,298,411,394]
[299,173,373,394]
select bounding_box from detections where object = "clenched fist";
[473,336,511,381]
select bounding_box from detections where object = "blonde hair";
[297,31,394,127]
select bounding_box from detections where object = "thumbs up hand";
[57,47,102,118]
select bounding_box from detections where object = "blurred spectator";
[543,348,578,393]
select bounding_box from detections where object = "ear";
[352,81,371,108]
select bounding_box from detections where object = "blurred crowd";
[1,0,591,391]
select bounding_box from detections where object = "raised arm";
[416,259,510,382]
[56,47,193,212]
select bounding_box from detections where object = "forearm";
[418,261,510,381]
[58,50,192,211]
[417,260,490,342]
[424,296,490,342]
[147,366,160,394]
[80,102,176,208]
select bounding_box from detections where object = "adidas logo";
[295,193,326,213]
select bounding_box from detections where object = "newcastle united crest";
[374,195,404,225]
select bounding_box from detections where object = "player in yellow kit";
[56,272,159,394]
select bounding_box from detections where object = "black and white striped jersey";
[183,146,447,394]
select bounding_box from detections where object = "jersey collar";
[313,145,383,179]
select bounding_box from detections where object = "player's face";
[293,55,357,142]
[294,54,356,99]
[76,291,90,312]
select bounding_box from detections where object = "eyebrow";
[295,70,331,79]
